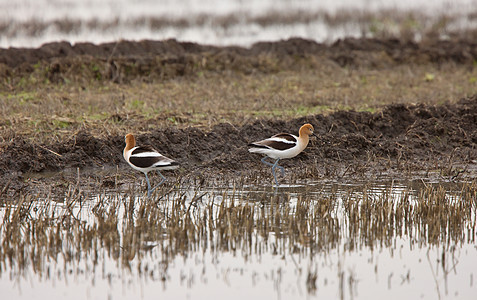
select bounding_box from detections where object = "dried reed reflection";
[0,180,476,298]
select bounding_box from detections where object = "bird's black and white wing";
[129,146,179,170]
[248,133,298,151]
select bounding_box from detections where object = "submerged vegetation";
[0,179,475,298]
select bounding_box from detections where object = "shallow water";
[0,179,475,300]
[1,0,477,48]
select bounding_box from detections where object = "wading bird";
[123,133,179,197]
[248,123,314,186]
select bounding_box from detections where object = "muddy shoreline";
[1,96,476,189]
[1,37,477,193]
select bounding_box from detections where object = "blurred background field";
[1,0,477,48]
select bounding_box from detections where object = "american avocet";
[248,123,314,185]
[123,133,179,197]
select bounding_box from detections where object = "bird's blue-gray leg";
[261,157,285,175]
[261,157,284,185]
[271,158,282,186]
[144,172,153,197]
[150,171,166,194]
[260,157,274,167]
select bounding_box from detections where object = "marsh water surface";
[1,179,475,299]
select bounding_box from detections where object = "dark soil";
[1,37,477,68]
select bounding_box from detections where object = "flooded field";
[2,0,477,48]
[1,178,476,300]
[1,1,477,298]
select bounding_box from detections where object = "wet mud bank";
[1,37,477,84]
[1,95,476,190]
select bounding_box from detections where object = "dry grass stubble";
[1,60,476,144]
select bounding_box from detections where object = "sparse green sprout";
[425,73,435,82]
